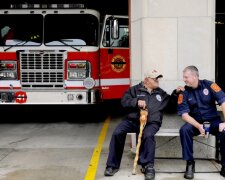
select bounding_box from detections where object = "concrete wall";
[130,0,215,93]
[130,0,216,158]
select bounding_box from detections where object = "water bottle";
[203,121,210,138]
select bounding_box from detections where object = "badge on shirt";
[156,95,162,102]
[203,88,209,95]
[210,83,221,93]
[178,94,183,104]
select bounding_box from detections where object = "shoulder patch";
[178,94,183,104]
[210,83,221,93]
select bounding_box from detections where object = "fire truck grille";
[20,51,65,89]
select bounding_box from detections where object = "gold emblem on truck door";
[111,55,126,73]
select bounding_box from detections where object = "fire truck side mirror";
[111,18,119,39]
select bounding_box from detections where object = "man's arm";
[182,113,205,135]
[219,102,225,132]
[164,86,185,113]
[205,80,225,132]
[121,88,138,109]
[221,102,225,120]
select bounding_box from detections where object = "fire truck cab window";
[0,14,43,46]
[44,14,98,46]
[102,18,129,48]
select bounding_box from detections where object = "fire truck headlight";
[67,60,90,80]
[83,77,95,89]
[0,61,17,80]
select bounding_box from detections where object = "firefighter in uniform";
[104,70,179,180]
[177,65,225,179]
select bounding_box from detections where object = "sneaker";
[184,160,195,179]
[104,166,119,176]
[220,165,225,177]
[144,165,155,180]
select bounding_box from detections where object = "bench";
[127,112,222,159]
[128,126,217,160]
[128,128,180,151]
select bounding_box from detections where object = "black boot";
[144,165,155,180]
[220,165,225,177]
[104,166,119,176]
[184,160,195,179]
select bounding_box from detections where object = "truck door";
[100,16,130,100]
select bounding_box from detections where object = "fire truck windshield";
[0,14,43,46]
[44,14,98,46]
[0,13,98,48]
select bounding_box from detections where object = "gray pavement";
[0,122,101,180]
[0,115,224,180]
[97,116,225,180]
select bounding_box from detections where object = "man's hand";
[176,86,185,94]
[219,122,225,132]
[198,124,205,136]
[138,100,146,109]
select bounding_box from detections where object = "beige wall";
[130,0,215,93]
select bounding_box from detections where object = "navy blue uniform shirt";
[177,80,225,121]
[121,82,178,125]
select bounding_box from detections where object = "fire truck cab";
[0,4,129,104]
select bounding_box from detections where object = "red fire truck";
[0,4,129,104]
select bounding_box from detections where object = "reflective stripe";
[0,80,21,87]
[65,78,130,87]
[65,80,100,87]
[0,79,130,88]
[100,78,130,86]
[65,80,84,87]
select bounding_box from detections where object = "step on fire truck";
[0,4,129,104]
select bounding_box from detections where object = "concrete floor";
[0,112,224,180]
[0,122,101,180]
[96,116,225,180]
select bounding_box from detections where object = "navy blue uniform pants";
[180,118,225,165]
[106,119,160,169]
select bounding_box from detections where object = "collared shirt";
[177,79,225,121]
